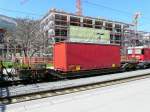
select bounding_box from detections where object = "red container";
[53,42,121,72]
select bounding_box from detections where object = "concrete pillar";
[80,17,83,27]
[67,15,70,40]
[112,23,116,44]
[103,21,106,30]
[92,19,95,28]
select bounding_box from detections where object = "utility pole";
[133,12,141,32]
[133,12,141,46]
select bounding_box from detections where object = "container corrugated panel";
[53,42,121,72]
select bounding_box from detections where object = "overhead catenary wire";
[83,0,150,29]
[0,0,149,31]
[83,0,132,15]
[20,0,30,5]
[0,7,43,17]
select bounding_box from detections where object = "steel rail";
[1,72,150,104]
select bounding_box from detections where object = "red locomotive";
[126,46,150,69]
[127,46,150,62]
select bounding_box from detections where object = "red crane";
[76,0,82,16]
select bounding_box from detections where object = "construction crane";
[76,0,82,16]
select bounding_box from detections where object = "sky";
[0,0,150,31]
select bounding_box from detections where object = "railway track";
[1,73,150,105]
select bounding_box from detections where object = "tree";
[13,18,48,57]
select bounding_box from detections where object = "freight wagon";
[17,42,150,81]
[50,42,121,78]
[2,42,150,84]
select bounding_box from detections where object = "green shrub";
[2,61,13,68]
[21,64,29,69]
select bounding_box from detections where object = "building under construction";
[40,9,150,53]
[41,9,133,44]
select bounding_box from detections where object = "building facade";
[40,9,134,45]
